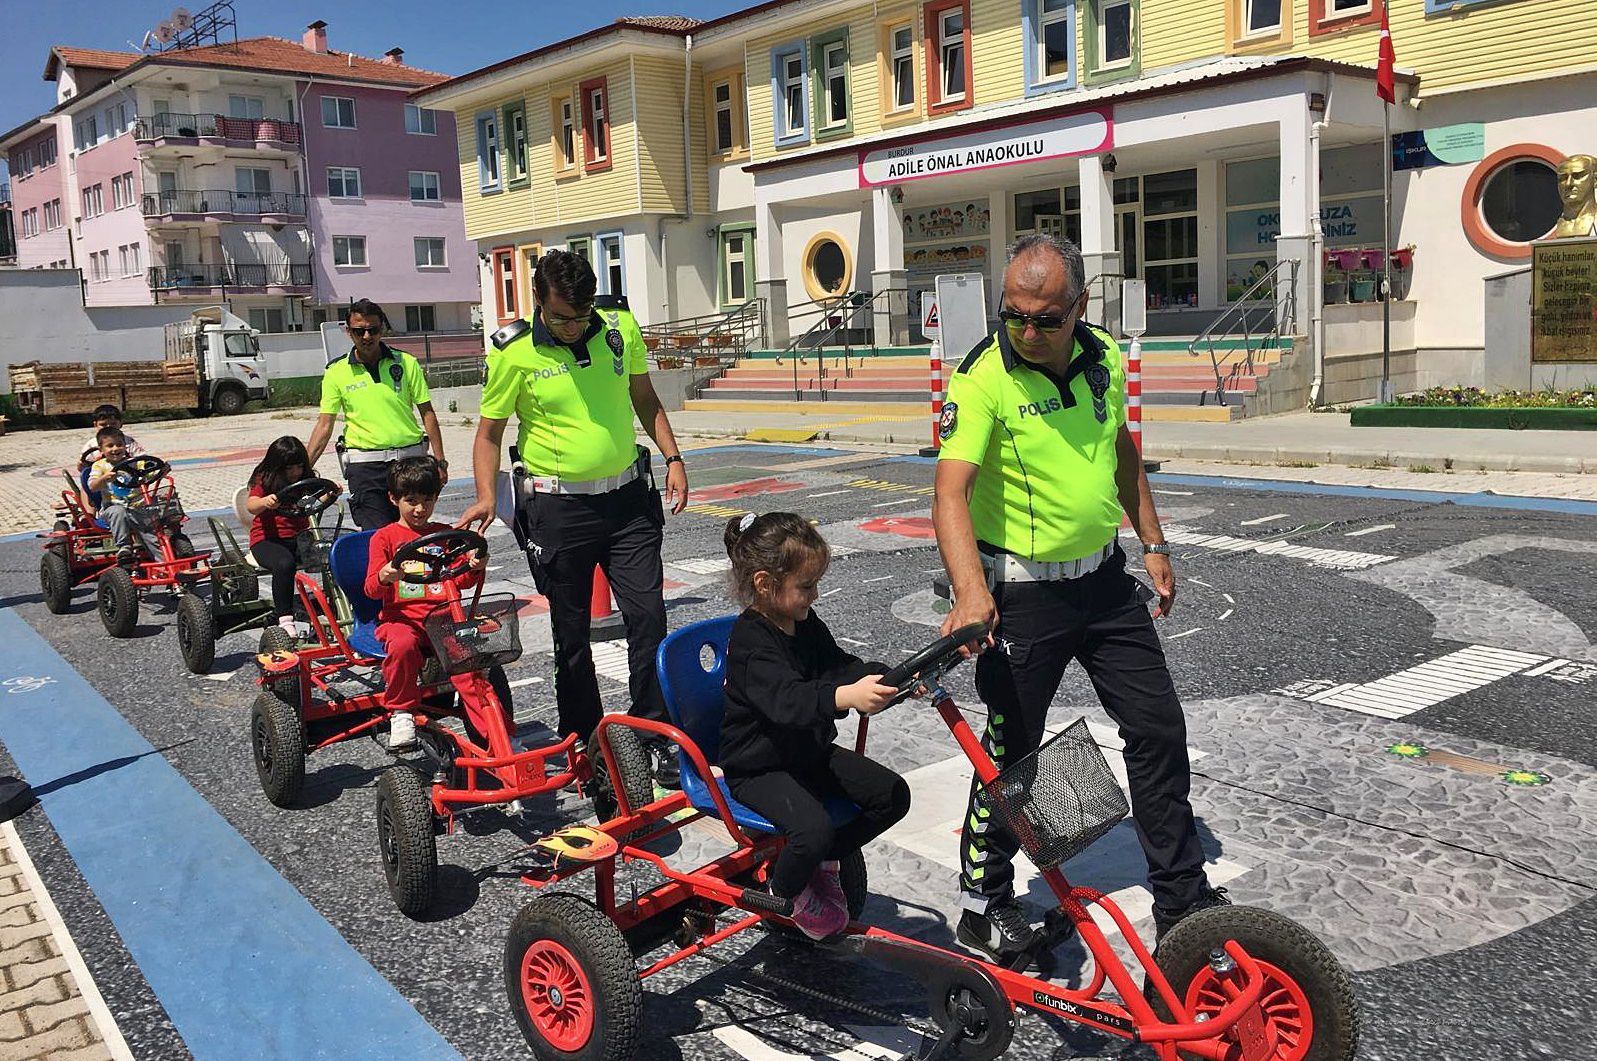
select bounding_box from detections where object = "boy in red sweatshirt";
[364,456,485,750]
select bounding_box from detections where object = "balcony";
[134,112,302,152]
[148,262,313,297]
[141,189,308,224]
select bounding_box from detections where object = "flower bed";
[1352,388,1597,430]
[1394,386,1597,409]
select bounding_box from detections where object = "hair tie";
[738,512,756,533]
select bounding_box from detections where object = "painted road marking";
[821,587,845,598]
[871,497,920,508]
[0,610,461,1061]
[585,641,633,685]
[863,575,894,584]
[1345,524,1397,538]
[1295,645,1548,719]
[1152,527,1396,570]
[1169,628,1203,640]
[804,489,851,499]
[672,556,733,575]
[1217,609,1234,621]
[1523,658,1571,677]
[508,676,546,688]
[1240,513,1291,526]
[1154,489,1194,496]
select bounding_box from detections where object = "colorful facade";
[0,27,479,336]
[418,0,1597,403]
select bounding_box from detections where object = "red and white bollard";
[1126,336,1143,454]
[920,342,944,458]
[589,566,626,642]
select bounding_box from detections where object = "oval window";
[1480,160,1560,244]
[802,232,853,300]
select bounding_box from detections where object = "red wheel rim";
[520,940,595,1051]
[1185,959,1314,1060]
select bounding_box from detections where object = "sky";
[1,0,744,180]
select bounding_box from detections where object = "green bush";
[1395,386,1597,409]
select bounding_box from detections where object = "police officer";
[306,298,448,529]
[459,250,688,787]
[933,234,1226,965]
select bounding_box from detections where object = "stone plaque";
[1532,239,1597,363]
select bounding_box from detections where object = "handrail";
[640,297,765,365]
[147,263,312,291]
[141,189,308,218]
[1187,259,1300,407]
[777,288,909,401]
[135,112,303,146]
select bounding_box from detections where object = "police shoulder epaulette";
[1075,320,1110,356]
[490,318,531,350]
[955,336,993,374]
[594,294,630,311]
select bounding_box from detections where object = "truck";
[8,306,271,418]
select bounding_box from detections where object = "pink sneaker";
[811,861,849,921]
[789,880,848,941]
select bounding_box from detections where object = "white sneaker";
[389,712,417,751]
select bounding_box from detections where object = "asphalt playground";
[1,440,1595,1060]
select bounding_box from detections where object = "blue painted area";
[1149,472,1597,517]
[0,610,462,1061]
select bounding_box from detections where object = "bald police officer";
[460,250,688,787]
[933,234,1226,965]
[307,298,448,529]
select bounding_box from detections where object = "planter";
[1323,280,1348,304]
[1389,268,1412,300]
[1349,278,1376,303]
[1361,249,1386,272]
[1352,405,1597,431]
[1332,249,1362,271]
[693,355,722,367]
[671,334,699,350]
[642,336,661,352]
[655,356,685,369]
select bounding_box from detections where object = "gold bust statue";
[1554,154,1597,239]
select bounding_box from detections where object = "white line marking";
[1222,593,1234,604]
[1187,577,1213,588]
[1169,627,1203,640]
[196,669,239,682]
[805,490,851,499]
[671,556,732,574]
[871,497,920,508]
[1240,513,1291,526]
[821,587,844,598]
[1311,644,1547,718]
[508,676,545,688]
[1344,524,1396,538]
[1154,488,1194,496]
[862,575,893,584]
[1524,658,1571,677]
[1164,528,1395,569]
[1304,681,1360,703]
[1216,609,1233,621]
[838,637,869,647]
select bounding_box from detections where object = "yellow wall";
[1141,0,1228,72]
[970,0,1025,104]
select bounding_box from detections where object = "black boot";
[956,895,1037,962]
[1153,884,1232,944]
[647,740,680,790]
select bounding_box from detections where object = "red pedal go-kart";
[502,617,1358,1061]
[39,470,132,615]
[251,528,653,918]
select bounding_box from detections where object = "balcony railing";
[135,112,302,147]
[147,263,312,292]
[141,189,307,219]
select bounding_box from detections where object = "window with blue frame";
[771,43,810,146]
[476,111,500,192]
[1023,0,1078,94]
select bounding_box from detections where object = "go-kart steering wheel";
[879,622,989,706]
[274,477,342,519]
[111,455,170,490]
[391,529,487,584]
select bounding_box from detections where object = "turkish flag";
[1376,7,1396,104]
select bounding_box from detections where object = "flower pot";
[1333,249,1362,271]
[642,336,661,352]
[1389,268,1412,301]
[1350,278,1376,303]
[1391,248,1414,270]
[1323,280,1348,304]
[1361,249,1385,272]
[671,334,698,350]
[693,356,721,367]
[656,356,684,369]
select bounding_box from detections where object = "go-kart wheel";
[53,519,71,534]
[925,972,1016,1061]
[375,766,437,919]
[171,532,196,559]
[460,664,518,748]
[1152,905,1358,1061]
[505,891,641,1061]
[176,594,216,674]
[250,690,305,807]
[97,567,138,637]
[40,550,72,615]
[838,847,869,920]
[588,722,653,830]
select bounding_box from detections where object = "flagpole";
[1381,100,1393,404]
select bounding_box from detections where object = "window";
[404,305,437,332]
[91,250,109,281]
[229,95,265,119]
[476,111,501,189]
[505,103,529,184]
[118,243,142,276]
[1034,0,1073,85]
[801,231,852,300]
[40,139,56,168]
[720,227,755,305]
[20,209,36,238]
[43,200,62,230]
[773,45,809,144]
[596,233,624,296]
[554,97,577,172]
[580,78,610,170]
[332,236,367,267]
[111,175,126,210]
[408,171,441,202]
[247,308,286,333]
[82,184,104,218]
[1481,161,1560,244]
[1245,0,1281,34]
[237,168,272,196]
[491,247,517,323]
[1099,0,1135,67]
[321,96,356,128]
[1310,0,1381,33]
[821,40,849,129]
[1140,170,1200,310]
[404,104,437,135]
[712,79,735,154]
[925,1,972,113]
[414,237,447,268]
[326,167,361,198]
[567,236,591,261]
[889,24,916,111]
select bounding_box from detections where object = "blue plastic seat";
[327,531,385,658]
[656,615,859,835]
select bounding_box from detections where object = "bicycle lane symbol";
[2,676,58,695]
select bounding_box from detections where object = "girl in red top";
[245,436,320,636]
[364,456,485,750]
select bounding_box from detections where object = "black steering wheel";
[111,455,170,490]
[274,477,342,519]
[391,529,487,584]
[880,622,989,706]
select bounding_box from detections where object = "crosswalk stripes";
[1300,644,1548,719]
[1149,526,1396,570]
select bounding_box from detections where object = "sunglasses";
[347,325,383,337]
[544,306,593,327]
[999,308,1069,334]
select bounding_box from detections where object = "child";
[719,512,911,940]
[364,456,485,751]
[78,405,144,512]
[245,436,322,638]
[85,427,157,565]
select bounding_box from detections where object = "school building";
[414,1,1597,418]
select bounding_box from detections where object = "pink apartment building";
[0,24,478,335]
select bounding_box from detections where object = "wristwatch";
[664,454,684,467]
[1142,542,1171,556]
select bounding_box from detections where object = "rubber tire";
[251,690,306,807]
[589,723,654,828]
[171,532,196,559]
[211,385,247,416]
[460,664,517,748]
[1152,905,1359,1061]
[53,519,71,533]
[505,892,641,1061]
[97,567,138,637]
[925,977,1015,1061]
[375,766,438,919]
[40,550,72,615]
[257,625,301,705]
[176,594,216,674]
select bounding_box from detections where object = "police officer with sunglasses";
[307,299,449,529]
[932,234,1227,967]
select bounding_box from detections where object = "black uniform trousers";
[522,476,668,740]
[345,460,400,530]
[960,546,1207,913]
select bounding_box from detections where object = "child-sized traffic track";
[2,443,1595,1061]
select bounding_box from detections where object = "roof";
[43,46,142,80]
[133,36,448,87]
[616,15,704,31]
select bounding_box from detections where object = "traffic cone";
[589,566,627,642]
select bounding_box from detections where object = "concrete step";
[697,387,929,403]
[744,347,932,359]
[682,397,929,416]
[1140,377,1258,394]
[1143,404,1244,423]
[719,366,932,381]
[708,377,929,392]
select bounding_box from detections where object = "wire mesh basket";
[974,717,1129,870]
[423,593,523,676]
[137,493,185,529]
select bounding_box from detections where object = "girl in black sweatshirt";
[720,512,912,941]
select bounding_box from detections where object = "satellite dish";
[154,21,176,43]
[170,7,193,30]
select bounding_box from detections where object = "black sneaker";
[116,547,137,569]
[956,896,1037,961]
[1153,885,1232,944]
[647,741,680,790]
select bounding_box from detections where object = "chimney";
[302,20,328,53]
[382,48,404,65]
